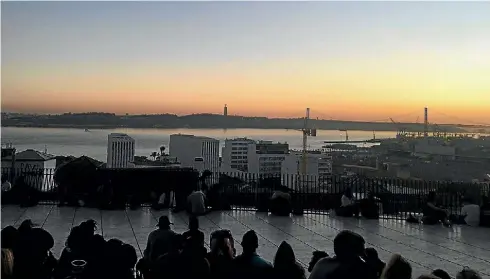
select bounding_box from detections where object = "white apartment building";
[107,133,135,169]
[222,138,255,172]
[169,134,220,173]
[222,138,289,176]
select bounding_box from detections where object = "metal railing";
[2,167,489,221]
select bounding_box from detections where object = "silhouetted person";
[153,234,183,279]
[308,251,329,273]
[143,216,177,264]
[187,189,207,215]
[1,226,19,250]
[233,230,272,279]
[273,241,305,279]
[207,229,235,279]
[365,247,385,278]
[270,189,292,216]
[360,193,380,219]
[456,268,482,279]
[309,230,376,279]
[432,269,451,279]
[336,188,359,217]
[180,234,211,279]
[14,223,57,279]
[182,215,205,247]
[380,254,412,279]
[423,191,451,226]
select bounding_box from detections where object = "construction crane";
[292,108,317,175]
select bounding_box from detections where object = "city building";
[1,149,57,191]
[413,138,456,160]
[107,133,135,169]
[169,134,220,173]
[222,138,289,176]
[222,138,255,172]
[281,150,333,188]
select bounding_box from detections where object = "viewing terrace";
[2,205,490,277]
[2,167,490,278]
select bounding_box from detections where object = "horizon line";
[3,111,489,127]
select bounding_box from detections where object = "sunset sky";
[2,2,489,124]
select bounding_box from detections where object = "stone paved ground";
[2,205,490,278]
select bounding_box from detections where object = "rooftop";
[2,149,56,161]
[2,205,489,277]
[170,134,218,141]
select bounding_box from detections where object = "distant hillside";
[1,112,466,132]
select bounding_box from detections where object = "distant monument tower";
[224,104,228,117]
[424,107,429,137]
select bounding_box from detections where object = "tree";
[160,146,166,156]
[150,152,158,161]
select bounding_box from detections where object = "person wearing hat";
[143,216,177,264]
[232,230,272,279]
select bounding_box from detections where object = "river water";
[1,127,396,162]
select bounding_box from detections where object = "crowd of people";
[1,215,484,279]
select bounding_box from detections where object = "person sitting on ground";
[187,188,207,216]
[432,269,451,279]
[380,254,412,279]
[207,229,235,279]
[233,230,272,279]
[365,247,385,278]
[2,248,14,279]
[423,191,451,226]
[143,216,177,264]
[309,230,376,279]
[270,188,292,217]
[454,198,480,226]
[336,188,359,217]
[456,268,482,279]
[360,192,380,219]
[182,215,205,247]
[273,241,305,279]
[308,251,329,273]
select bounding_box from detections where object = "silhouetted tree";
[160,146,166,156]
[150,152,158,161]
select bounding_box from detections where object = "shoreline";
[0,124,409,133]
